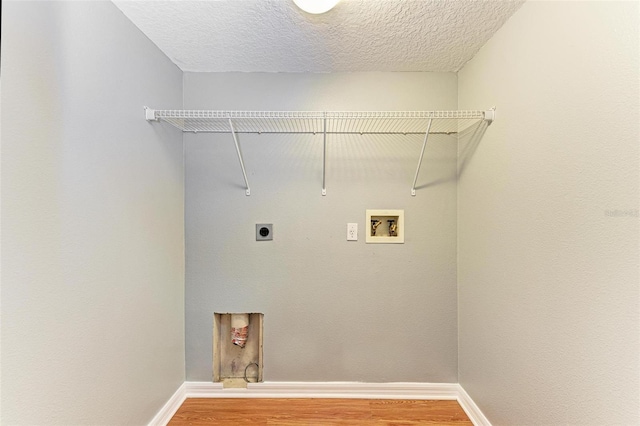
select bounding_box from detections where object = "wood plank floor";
[169,398,473,425]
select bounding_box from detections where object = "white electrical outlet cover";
[347,223,358,241]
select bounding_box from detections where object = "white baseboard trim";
[152,381,491,426]
[148,382,186,426]
[457,384,492,426]
[185,381,459,400]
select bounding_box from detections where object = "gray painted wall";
[458,2,639,425]
[4,1,636,423]
[1,2,185,424]
[184,72,459,382]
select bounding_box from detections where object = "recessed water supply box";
[213,313,264,388]
[366,209,405,243]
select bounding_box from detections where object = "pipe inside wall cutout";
[231,314,249,348]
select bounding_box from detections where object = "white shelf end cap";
[484,108,496,124]
[145,107,157,121]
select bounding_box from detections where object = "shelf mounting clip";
[484,107,496,124]
[144,106,157,121]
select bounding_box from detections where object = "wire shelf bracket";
[411,119,433,197]
[228,118,251,196]
[322,115,327,196]
[144,107,495,196]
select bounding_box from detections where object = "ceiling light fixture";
[293,0,340,14]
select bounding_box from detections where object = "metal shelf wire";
[145,109,489,135]
[144,107,495,196]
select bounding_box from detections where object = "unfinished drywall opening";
[213,313,264,388]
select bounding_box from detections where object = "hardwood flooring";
[168,398,473,425]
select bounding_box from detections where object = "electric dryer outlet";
[256,224,273,241]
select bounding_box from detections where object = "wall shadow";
[457,120,489,178]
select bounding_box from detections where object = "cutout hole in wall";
[213,313,264,388]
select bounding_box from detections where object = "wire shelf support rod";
[322,115,327,196]
[411,119,433,196]
[228,118,251,196]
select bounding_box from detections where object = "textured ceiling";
[113,0,524,73]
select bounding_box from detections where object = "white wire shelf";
[145,109,493,135]
[144,107,495,197]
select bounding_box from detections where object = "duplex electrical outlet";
[256,224,273,241]
[347,223,358,241]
